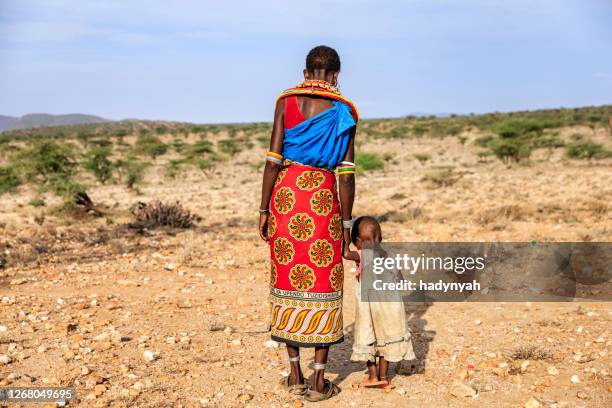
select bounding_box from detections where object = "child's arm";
[344,249,360,263]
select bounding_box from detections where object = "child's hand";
[344,249,360,263]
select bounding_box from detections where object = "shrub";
[155,125,168,135]
[490,138,532,162]
[130,200,200,229]
[165,159,186,178]
[83,147,114,183]
[421,167,459,187]
[356,152,384,171]
[475,135,494,147]
[191,140,214,155]
[89,139,113,148]
[15,141,78,182]
[565,142,610,160]
[0,165,21,194]
[29,197,45,207]
[134,135,168,158]
[218,139,241,156]
[115,157,149,189]
[492,118,560,139]
[414,153,431,164]
[531,135,565,149]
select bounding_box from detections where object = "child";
[346,216,415,390]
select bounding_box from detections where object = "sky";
[0,0,611,123]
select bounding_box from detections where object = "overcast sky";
[1,0,611,123]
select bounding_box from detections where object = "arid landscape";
[1,106,611,407]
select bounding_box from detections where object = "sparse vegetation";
[130,200,200,229]
[0,165,21,194]
[414,153,431,164]
[356,152,385,171]
[565,142,610,160]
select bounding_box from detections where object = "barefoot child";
[346,216,415,390]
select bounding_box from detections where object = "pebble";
[237,393,253,402]
[449,379,477,397]
[264,340,280,348]
[547,366,559,375]
[523,397,543,408]
[0,354,12,365]
[570,375,580,383]
[143,350,159,362]
[165,263,175,271]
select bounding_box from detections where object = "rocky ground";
[1,125,611,407]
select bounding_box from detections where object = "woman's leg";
[311,346,329,392]
[287,345,304,385]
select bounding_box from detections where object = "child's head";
[350,216,382,250]
[304,45,340,85]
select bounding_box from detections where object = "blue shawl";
[282,101,356,169]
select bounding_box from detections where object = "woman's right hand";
[259,212,269,241]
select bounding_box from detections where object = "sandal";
[361,378,386,388]
[304,379,340,402]
[380,378,396,392]
[280,376,308,395]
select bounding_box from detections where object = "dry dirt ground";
[1,126,611,407]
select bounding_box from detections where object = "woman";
[258,45,358,402]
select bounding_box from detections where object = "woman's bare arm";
[258,100,285,241]
[338,126,356,257]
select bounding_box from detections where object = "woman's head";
[304,45,340,84]
[350,216,382,250]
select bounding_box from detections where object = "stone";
[0,354,12,365]
[237,393,253,402]
[143,350,159,362]
[570,375,580,383]
[523,397,543,408]
[576,391,588,400]
[449,379,477,397]
[264,340,280,348]
[547,366,559,375]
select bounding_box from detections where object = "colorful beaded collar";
[276,80,359,122]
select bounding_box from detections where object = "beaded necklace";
[294,79,341,95]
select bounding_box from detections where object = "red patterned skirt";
[268,161,344,348]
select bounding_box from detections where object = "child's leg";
[366,360,378,381]
[362,357,385,387]
[378,357,396,389]
[378,357,389,381]
[287,345,304,385]
[311,346,329,393]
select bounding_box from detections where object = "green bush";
[165,159,186,178]
[89,139,113,148]
[29,197,45,207]
[565,142,610,160]
[15,141,77,181]
[492,118,560,139]
[490,138,532,162]
[83,147,114,183]
[0,165,21,194]
[356,152,384,171]
[115,157,149,189]
[218,139,241,156]
[475,135,495,147]
[191,140,214,155]
[531,135,565,149]
[414,153,431,164]
[134,135,168,158]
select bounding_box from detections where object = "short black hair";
[350,216,380,245]
[306,45,341,72]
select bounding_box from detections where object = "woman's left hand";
[259,212,269,241]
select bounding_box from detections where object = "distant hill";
[0,113,109,132]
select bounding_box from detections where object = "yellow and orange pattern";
[268,162,344,347]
